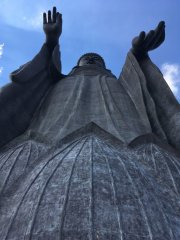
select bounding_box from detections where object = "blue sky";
[0,0,180,101]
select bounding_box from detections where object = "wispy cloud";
[0,43,4,76]
[0,43,4,58]
[161,63,180,95]
[22,13,43,29]
[0,0,47,31]
[0,67,3,76]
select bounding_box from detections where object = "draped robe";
[0,44,180,239]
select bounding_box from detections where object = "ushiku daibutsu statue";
[0,7,180,240]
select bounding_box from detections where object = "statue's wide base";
[0,123,179,240]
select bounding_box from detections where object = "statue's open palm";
[132,21,165,58]
[43,7,62,41]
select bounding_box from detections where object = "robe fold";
[0,44,63,147]
[1,44,179,148]
[0,44,180,240]
[9,44,179,147]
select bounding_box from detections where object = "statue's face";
[78,54,105,68]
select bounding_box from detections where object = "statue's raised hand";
[43,7,62,47]
[131,21,165,60]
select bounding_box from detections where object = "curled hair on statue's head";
[77,53,106,68]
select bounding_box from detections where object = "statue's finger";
[153,21,165,39]
[132,31,145,48]
[48,10,52,23]
[138,31,146,43]
[57,12,62,25]
[137,31,146,48]
[158,22,165,36]
[154,34,165,49]
[150,29,165,50]
[149,22,165,50]
[157,21,165,30]
[144,30,155,49]
[43,13,47,24]
[53,6,57,23]
[145,30,154,42]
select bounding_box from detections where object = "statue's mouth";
[86,61,96,65]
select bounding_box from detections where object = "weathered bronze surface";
[0,7,180,240]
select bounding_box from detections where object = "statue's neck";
[68,65,116,78]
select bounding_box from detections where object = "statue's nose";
[88,59,94,64]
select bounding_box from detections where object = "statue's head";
[77,53,106,68]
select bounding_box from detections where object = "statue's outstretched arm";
[0,7,64,149]
[131,22,180,149]
[10,7,63,84]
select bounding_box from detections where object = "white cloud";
[0,0,47,31]
[0,44,4,76]
[0,43,4,58]
[161,63,180,95]
[22,13,43,29]
[0,67,3,76]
